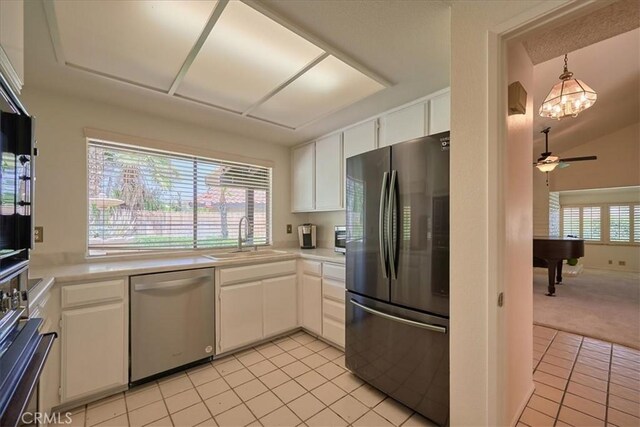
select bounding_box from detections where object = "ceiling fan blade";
[560,156,598,162]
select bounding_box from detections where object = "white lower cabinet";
[217,261,298,354]
[321,264,346,348]
[301,274,322,335]
[219,281,264,352]
[60,279,127,403]
[263,275,297,337]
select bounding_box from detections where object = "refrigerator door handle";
[379,172,389,278]
[350,299,447,334]
[387,170,398,279]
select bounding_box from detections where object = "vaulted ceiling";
[531,28,639,156]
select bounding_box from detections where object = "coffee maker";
[297,224,316,249]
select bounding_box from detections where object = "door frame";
[486,1,611,424]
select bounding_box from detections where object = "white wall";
[304,211,345,248]
[24,87,299,264]
[533,169,550,236]
[550,122,640,191]
[504,41,534,425]
[450,1,566,425]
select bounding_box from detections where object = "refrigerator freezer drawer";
[346,292,449,426]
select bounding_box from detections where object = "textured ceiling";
[524,0,640,65]
[24,0,450,146]
[532,28,639,156]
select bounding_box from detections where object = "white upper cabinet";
[379,102,428,147]
[315,134,343,211]
[0,0,24,93]
[429,91,451,134]
[292,143,315,212]
[343,119,378,160]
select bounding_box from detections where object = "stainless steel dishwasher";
[130,268,214,383]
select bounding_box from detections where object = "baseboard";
[510,382,535,427]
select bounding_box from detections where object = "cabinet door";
[0,0,24,92]
[315,134,343,210]
[61,302,127,402]
[292,143,315,212]
[219,281,263,352]
[301,274,322,335]
[429,91,451,134]
[264,275,297,337]
[380,103,427,147]
[344,120,377,160]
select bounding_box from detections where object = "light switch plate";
[286,224,292,234]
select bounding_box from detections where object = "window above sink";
[87,139,272,256]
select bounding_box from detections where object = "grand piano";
[533,237,584,296]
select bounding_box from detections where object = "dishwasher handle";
[134,274,212,292]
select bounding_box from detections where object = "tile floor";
[60,330,436,427]
[518,325,640,427]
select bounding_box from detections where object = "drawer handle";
[350,299,447,334]
[134,275,211,291]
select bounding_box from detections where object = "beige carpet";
[533,267,640,350]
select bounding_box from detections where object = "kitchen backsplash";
[294,210,346,249]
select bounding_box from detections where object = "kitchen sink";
[204,249,289,260]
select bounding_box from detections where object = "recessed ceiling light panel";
[176,1,324,112]
[54,0,216,90]
[250,55,385,128]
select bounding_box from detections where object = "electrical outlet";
[34,226,44,243]
[619,261,626,266]
[286,224,292,234]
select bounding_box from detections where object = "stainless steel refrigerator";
[345,132,450,426]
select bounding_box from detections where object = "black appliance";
[334,226,346,254]
[345,132,450,426]
[0,68,55,427]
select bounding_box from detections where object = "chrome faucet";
[238,216,251,252]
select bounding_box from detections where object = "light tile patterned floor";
[62,330,436,427]
[519,325,640,427]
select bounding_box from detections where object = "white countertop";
[29,248,344,284]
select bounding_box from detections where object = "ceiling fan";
[534,127,597,172]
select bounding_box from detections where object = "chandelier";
[539,54,597,119]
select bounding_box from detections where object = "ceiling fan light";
[536,162,559,172]
[539,54,597,120]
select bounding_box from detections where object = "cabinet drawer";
[323,263,345,282]
[322,278,345,302]
[323,298,345,322]
[61,279,125,309]
[302,260,322,276]
[322,317,345,348]
[220,260,296,286]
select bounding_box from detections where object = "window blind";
[609,205,630,242]
[87,141,271,253]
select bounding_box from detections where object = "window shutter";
[609,205,631,242]
[634,205,640,243]
[581,207,601,241]
[88,141,271,253]
[562,207,580,238]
